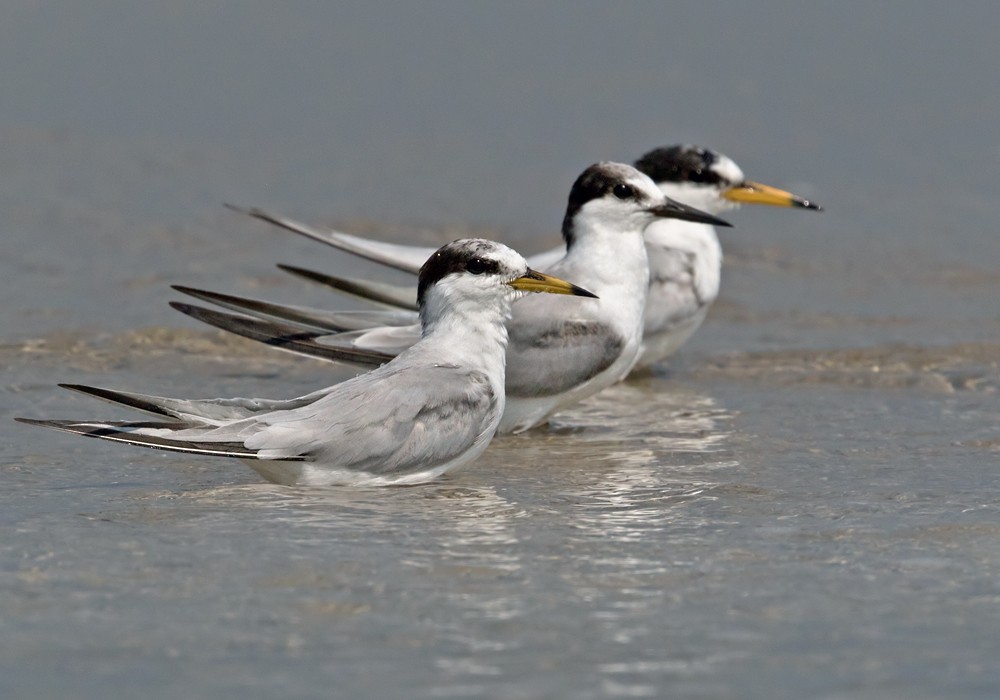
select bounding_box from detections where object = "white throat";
[416,284,513,386]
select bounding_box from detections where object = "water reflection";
[520,379,740,694]
[180,480,523,548]
[547,378,736,529]
[179,479,530,680]
[101,377,739,695]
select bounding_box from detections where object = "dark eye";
[612,183,634,200]
[466,258,489,275]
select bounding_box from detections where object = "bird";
[174,162,732,433]
[16,239,595,486]
[180,145,821,371]
[623,145,822,367]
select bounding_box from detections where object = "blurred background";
[2,4,999,699]
[3,2,998,344]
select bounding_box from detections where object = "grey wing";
[243,364,500,476]
[277,265,419,311]
[227,205,430,274]
[504,299,625,398]
[170,302,394,367]
[25,366,499,473]
[58,383,332,424]
[173,285,419,331]
[15,417,289,460]
[314,324,420,356]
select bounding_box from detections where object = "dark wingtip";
[58,383,121,403]
[59,383,116,399]
[171,285,228,303]
[58,383,89,392]
[14,416,55,428]
[224,203,271,220]
[170,300,216,321]
[276,263,311,276]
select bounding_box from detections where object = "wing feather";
[277,265,419,311]
[172,285,417,331]
[170,302,392,367]
[19,365,497,477]
[237,364,499,474]
[504,304,625,398]
[226,205,429,274]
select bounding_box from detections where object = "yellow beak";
[722,180,823,211]
[509,269,598,298]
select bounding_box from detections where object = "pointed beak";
[509,269,598,298]
[647,198,733,228]
[723,181,823,211]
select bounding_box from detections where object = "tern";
[190,145,820,370]
[626,145,822,366]
[176,162,731,433]
[16,240,594,486]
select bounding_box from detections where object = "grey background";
[2,3,999,699]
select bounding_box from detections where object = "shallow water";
[3,3,1000,699]
[6,354,999,699]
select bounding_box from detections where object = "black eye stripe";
[612,183,634,200]
[465,257,498,275]
[561,162,655,247]
[417,242,506,305]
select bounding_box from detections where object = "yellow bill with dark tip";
[723,181,823,211]
[509,269,598,298]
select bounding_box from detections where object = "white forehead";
[710,154,745,185]
[592,161,664,203]
[453,239,526,273]
[624,167,663,199]
[484,241,527,272]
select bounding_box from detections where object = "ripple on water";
[692,341,1000,393]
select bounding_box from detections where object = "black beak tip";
[654,201,733,228]
[798,200,824,212]
[573,284,599,299]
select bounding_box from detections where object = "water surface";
[2,3,999,699]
